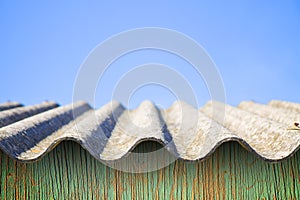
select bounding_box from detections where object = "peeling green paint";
[0,141,299,199]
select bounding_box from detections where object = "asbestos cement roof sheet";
[0,100,299,162]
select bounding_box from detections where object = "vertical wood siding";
[0,141,299,199]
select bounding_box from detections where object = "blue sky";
[1,1,300,109]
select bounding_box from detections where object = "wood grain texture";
[0,141,299,200]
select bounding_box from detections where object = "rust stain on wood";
[0,141,300,199]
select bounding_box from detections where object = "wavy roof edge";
[0,99,299,163]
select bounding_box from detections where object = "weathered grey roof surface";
[0,100,299,162]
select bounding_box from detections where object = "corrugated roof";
[0,100,299,162]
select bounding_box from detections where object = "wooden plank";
[0,141,299,199]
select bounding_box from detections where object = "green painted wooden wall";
[0,141,299,199]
